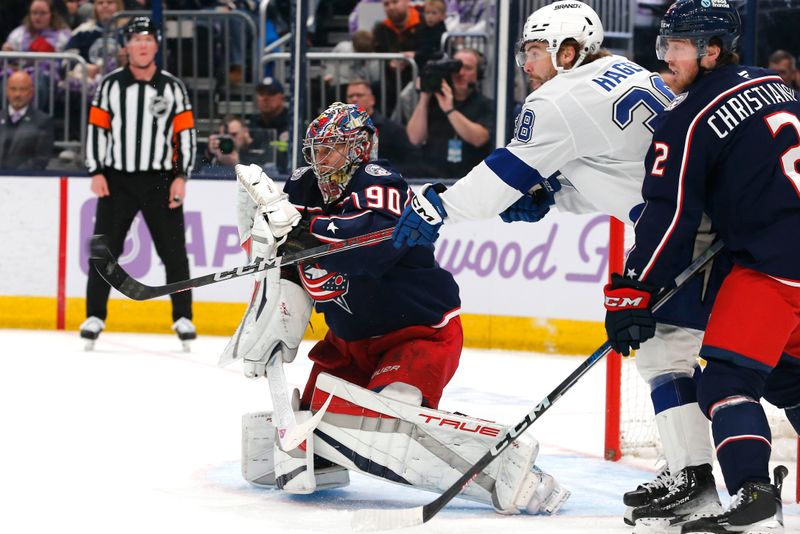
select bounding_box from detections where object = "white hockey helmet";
[519,1,604,72]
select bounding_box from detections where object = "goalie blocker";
[242,373,570,515]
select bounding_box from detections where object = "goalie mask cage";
[603,217,800,503]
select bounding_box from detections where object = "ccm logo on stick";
[418,414,501,437]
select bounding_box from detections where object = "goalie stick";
[88,227,394,301]
[351,239,724,531]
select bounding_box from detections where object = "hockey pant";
[242,373,569,515]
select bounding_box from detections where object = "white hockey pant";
[309,373,570,515]
[636,323,713,472]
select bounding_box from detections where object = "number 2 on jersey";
[764,111,800,197]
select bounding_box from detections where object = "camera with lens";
[217,135,235,155]
[420,54,463,94]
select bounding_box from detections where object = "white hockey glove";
[235,163,302,239]
[241,266,313,379]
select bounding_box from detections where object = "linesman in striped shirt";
[80,16,198,349]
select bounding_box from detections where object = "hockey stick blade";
[351,240,724,531]
[88,227,394,300]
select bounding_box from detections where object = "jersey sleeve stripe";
[484,147,547,193]
[639,75,784,281]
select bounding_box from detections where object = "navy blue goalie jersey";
[283,161,461,341]
[626,65,800,287]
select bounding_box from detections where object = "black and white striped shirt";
[86,67,196,177]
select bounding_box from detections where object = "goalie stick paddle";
[351,240,724,532]
[88,227,394,301]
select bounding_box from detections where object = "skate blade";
[181,341,192,353]
[624,506,635,526]
[633,517,680,534]
[84,340,96,351]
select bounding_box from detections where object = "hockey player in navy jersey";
[223,102,570,515]
[392,1,728,528]
[603,1,800,532]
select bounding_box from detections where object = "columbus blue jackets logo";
[299,264,352,313]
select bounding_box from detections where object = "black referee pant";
[86,170,192,322]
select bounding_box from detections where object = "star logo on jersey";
[738,70,751,79]
[299,264,351,313]
[365,164,392,177]
[626,268,638,279]
[327,221,339,233]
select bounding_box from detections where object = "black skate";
[172,318,197,352]
[631,463,722,533]
[680,465,788,534]
[624,466,673,525]
[79,316,105,351]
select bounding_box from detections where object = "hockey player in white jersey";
[393,1,725,530]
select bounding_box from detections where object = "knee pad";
[697,359,767,418]
[378,382,423,406]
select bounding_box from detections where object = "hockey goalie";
[219,102,570,516]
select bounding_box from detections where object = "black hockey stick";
[351,239,724,531]
[89,227,394,301]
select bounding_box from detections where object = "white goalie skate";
[172,318,197,352]
[79,316,105,351]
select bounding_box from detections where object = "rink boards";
[0,175,614,353]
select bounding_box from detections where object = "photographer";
[406,48,494,179]
[206,116,261,168]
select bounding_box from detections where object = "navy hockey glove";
[392,183,448,248]
[604,274,658,356]
[500,174,562,223]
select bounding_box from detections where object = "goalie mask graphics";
[303,102,376,204]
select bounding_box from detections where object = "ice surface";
[0,329,796,534]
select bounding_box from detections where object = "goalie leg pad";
[242,411,277,486]
[241,410,349,491]
[308,373,569,515]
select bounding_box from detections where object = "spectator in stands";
[406,47,493,179]
[64,0,126,84]
[324,30,382,89]
[373,0,423,57]
[768,49,799,91]
[346,79,421,176]
[373,0,424,110]
[0,70,54,170]
[63,0,91,29]
[249,77,290,173]
[415,0,447,68]
[2,0,73,55]
[204,116,262,168]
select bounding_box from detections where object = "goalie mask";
[303,102,376,204]
[516,1,604,72]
